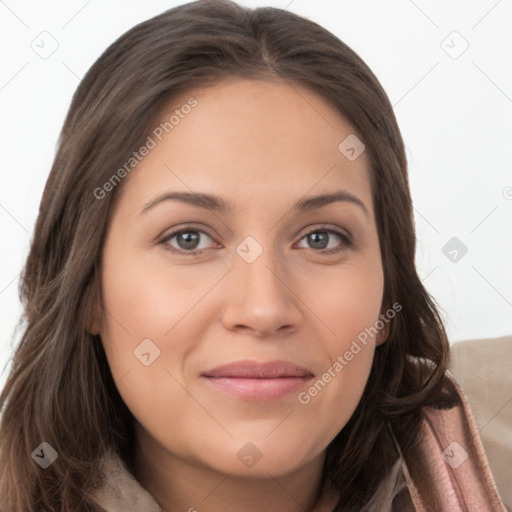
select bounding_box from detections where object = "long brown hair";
[0,1,451,510]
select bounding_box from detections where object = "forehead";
[117,77,374,218]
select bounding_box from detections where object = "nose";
[220,244,303,338]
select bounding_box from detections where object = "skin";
[92,77,389,512]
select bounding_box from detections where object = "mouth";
[201,360,314,401]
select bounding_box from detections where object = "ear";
[87,308,102,336]
[89,315,101,336]
[375,305,391,346]
[85,284,103,336]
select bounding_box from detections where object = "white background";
[1,0,511,391]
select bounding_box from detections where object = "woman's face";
[95,77,387,479]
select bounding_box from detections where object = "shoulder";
[449,336,512,510]
[90,450,164,512]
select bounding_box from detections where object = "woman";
[0,1,506,510]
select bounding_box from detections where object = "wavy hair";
[0,1,452,510]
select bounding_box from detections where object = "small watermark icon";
[442,236,468,263]
[134,338,161,366]
[440,31,469,60]
[441,441,468,468]
[30,31,59,59]
[31,442,58,469]
[503,186,512,200]
[237,442,263,468]
[338,134,365,161]
[235,236,264,263]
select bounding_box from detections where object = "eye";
[296,226,353,254]
[158,224,353,257]
[159,227,217,256]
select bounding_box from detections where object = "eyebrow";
[140,190,369,218]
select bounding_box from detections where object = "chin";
[196,437,320,479]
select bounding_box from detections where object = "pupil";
[309,232,327,249]
[178,231,199,249]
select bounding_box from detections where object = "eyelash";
[158,225,353,257]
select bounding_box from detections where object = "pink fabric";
[403,370,507,511]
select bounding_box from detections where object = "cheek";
[98,247,222,427]
[301,258,384,352]
[299,348,375,459]
[295,262,383,438]
[297,326,376,454]
[97,253,199,440]
[99,247,211,362]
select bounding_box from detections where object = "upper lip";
[202,360,314,379]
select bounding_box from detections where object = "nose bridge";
[221,234,301,335]
[235,235,288,303]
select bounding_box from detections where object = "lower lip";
[203,376,312,401]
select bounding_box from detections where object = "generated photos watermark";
[297,302,402,404]
[93,96,198,200]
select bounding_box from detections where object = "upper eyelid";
[161,223,349,237]
[301,224,351,238]
[160,225,216,242]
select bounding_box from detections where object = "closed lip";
[202,359,314,379]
